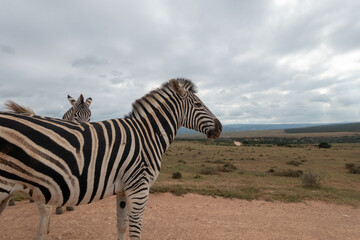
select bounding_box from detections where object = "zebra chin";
[206,118,222,139]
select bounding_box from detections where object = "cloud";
[72,56,109,68]
[0,0,359,124]
[0,45,15,54]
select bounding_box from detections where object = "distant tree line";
[176,135,360,145]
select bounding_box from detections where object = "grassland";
[151,139,360,206]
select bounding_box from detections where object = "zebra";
[0,78,222,240]
[63,94,93,123]
[3,95,92,214]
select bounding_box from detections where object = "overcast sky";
[1,0,359,124]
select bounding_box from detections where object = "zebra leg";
[0,195,10,216]
[8,197,15,206]
[126,188,149,240]
[36,202,53,240]
[117,191,129,240]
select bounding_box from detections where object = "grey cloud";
[110,78,125,85]
[72,56,109,68]
[0,45,15,54]
[310,94,331,103]
[1,0,359,124]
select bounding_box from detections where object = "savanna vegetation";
[12,132,360,206]
[151,138,360,206]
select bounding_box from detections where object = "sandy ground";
[0,193,359,240]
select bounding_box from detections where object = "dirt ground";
[1,193,359,240]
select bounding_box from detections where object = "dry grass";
[152,140,360,206]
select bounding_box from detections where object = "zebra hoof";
[8,198,15,206]
[56,207,64,215]
[66,206,75,211]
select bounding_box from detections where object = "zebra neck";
[62,108,74,121]
[128,86,184,153]
[134,108,178,153]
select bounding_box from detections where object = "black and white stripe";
[0,78,222,240]
[3,95,92,211]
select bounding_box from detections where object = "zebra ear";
[79,94,84,104]
[170,79,185,97]
[68,95,76,106]
[85,97,92,107]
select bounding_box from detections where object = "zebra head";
[170,78,222,139]
[65,94,92,123]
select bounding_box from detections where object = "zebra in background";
[63,94,92,123]
[0,78,222,240]
[3,94,92,215]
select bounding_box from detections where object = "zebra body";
[0,79,222,239]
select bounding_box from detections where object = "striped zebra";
[0,78,222,240]
[3,95,92,214]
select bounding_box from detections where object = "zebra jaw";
[206,118,222,139]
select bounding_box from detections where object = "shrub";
[194,175,202,179]
[268,168,275,173]
[273,169,303,178]
[345,163,355,169]
[12,192,28,201]
[345,163,360,174]
[219,163,237,172]
[200,166,218,175]
[302,170,321,188]
[318,142,332,149]
[349,167,360,174]
[286,160,302,166]
[172,172,182,179]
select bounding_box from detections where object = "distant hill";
[284,122,360,133]
[177,123,328,135]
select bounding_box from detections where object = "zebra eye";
[195,103,202,108]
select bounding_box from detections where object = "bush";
[302,170,321,188]
[172,172,182,179]
[12,192,29,201]
[273,169,303,178]
[345,163,360,174]
[318,142,332,148]
[200,166,218,175]
[345,163,355,169]
[219,163,237,172]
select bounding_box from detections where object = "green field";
[151,140,360,206]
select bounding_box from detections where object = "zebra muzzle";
[207,118,222,139]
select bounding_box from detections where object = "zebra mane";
[161,78,197,94]
[4,100,35,115]
[125,78,197,118]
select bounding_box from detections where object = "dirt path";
[1,193,359,240]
